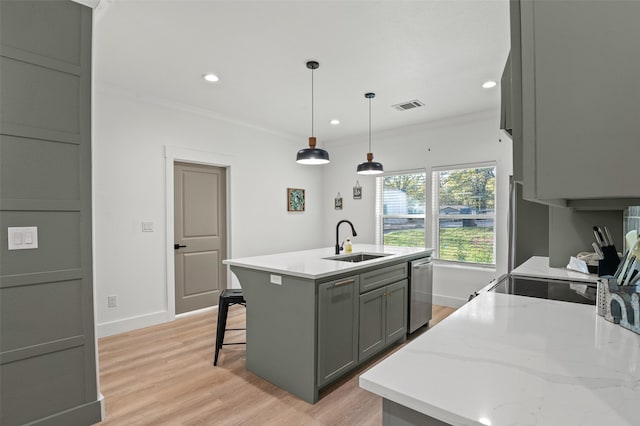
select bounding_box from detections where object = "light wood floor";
[97,304,456,426]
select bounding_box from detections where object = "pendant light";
[296,61,330,165]
[357,92,383,175]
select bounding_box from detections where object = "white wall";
[322,110,512,307]
[94,88,325,337]
[94,90,511,337]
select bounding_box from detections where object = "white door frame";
[164,146,234,320]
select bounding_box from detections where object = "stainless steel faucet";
[336,220,358,254]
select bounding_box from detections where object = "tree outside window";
[434,165,496,265]
[376,172,426,247]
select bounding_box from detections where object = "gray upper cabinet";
[511,0,640,205]
[317,276,359,387]
[499,52,512,136]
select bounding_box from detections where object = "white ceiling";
[95,0,510,143]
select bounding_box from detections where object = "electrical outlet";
[107,295,117,308]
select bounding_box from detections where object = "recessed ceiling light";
[482,80,497,89]
[330,119,340,125]
[203,73,219,82]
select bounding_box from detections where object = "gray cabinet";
[0,1,101,425]
[360,262,408,293]
[510,0,640,205]
[232,254,424,404]
[499,52,512,136]
[317,276,359,387]
[359,280,408,363]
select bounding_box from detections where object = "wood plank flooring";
[97,304,456,425]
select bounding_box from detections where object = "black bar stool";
[213,288,246,366]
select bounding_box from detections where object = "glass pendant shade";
[296,137,330,165]
[357,92,383,175]
[297,61,329,165]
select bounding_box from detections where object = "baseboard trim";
[175,305,217,319]
[433,294,466,309]
[97,311,171,338]
[98,393,105,421]
[26,399,102,426]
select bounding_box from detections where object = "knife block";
[598,245,620,276]
[598,278,640,336]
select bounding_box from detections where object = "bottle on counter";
[345,239,352,254]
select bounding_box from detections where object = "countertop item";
[511,255,599,283]
[223,244,432,279]
[359,291,640,426]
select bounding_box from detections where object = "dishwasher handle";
[411,258,432,269]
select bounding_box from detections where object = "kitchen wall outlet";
[270,274,282,285]
[142,221,154,232]
[8,226,38,250]
[107,295,117,308]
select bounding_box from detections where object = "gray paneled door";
[0,1,101,425]
[174,162,227,314]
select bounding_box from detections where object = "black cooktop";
[491,275,597,305]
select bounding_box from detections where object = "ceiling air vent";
[392,100,425,111]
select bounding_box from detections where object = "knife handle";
[593,229,604,247]
[604,226,614,247]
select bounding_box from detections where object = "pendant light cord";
[311,67,314,137]
[368,96,372,152]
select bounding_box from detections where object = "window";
[375,171,426,247]
[432,164,496,265]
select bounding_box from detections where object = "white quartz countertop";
[511,255,600,283]
[223,244,433,279]
[359,292,640,426]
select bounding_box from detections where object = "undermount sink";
[324,252,391,263]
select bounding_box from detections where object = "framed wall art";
[334,192,343,210]
[287,188,305,212]
[353,181,362,199]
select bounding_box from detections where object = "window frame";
[375,169,427,247]
[431,161,497,267]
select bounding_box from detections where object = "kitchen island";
[223,244,432,403]
[359,291,640,426]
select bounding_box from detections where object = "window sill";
[433,259,496,272]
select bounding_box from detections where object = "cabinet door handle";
[334,278,355,287]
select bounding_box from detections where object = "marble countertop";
[359,292,640,426]
[511,255,600,283]
[223,244,433,279]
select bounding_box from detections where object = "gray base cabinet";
[318,276,359,387]
[230,255,425,403]
[359,280,408,363]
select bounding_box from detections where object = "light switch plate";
[142,221,154,232]
[8,227,38,250]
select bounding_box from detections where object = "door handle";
[334,278,355,287]
[174,244,187,250]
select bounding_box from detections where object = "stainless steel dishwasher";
[408,256,433,333]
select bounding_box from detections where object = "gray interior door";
[174,162,227,314]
